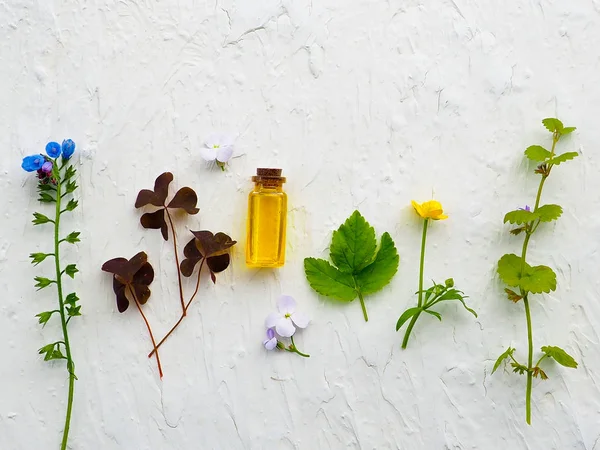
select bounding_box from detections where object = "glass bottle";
[246,168,287,268]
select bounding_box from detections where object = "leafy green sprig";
[304,210,399,321]
[493,118,578,425]
[27,150,81,450]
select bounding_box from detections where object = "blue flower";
[21,154,45,172]
[45,141,62,158]
[62,139,76,160]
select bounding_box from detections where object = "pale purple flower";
[41,161,53,174]
[265,295,310,338]
[519,205,531,212]
[263,328,277,350]
[200,133,234,165]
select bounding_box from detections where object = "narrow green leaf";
[63,231,81,244]
[38,192,56,203]
[37,184,55,192]
[511,362,528,375]
[65,181,78,194]
[424,309,442,321]
[32,212,53,225]
[38,343,56,355]
[492,347,515,374]
[548,152,578,166]
[542,118,564,133]
[64,165,76,180]
[431,289,478,317]
[503,209,539,225]
[560,126,576,136]
[64,199,78,212]
[536,204,563,222]
[395,307,422,331]
[29,252,52,266]
[541,345,578,369]
[34,277,55,290]
[304,258,357,301]
[520,264,556,294]
[354,232,399,295]
[330,210,377,273]
[524,145,552,162]
[64,264,79,279]
[497,254,523,287]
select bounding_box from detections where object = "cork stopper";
[252,168,286,183]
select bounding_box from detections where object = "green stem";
[289,336,310,358]
[401,219,429,349]
[52,161,76,450]
[524,296,533,425]
[357,288,368,322]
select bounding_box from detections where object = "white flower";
[265,295,310,338]
[200,133,234,166]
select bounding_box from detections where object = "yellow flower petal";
[410,200,448,220]
[411,200,425,219]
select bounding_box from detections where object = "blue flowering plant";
[22,139,81,450]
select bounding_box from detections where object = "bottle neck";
[254,181,284,192]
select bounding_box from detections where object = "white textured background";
[1,1,599,449]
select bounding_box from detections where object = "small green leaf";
[541,345,578,369]
[330,210,377,273]
[34,277,55,290]
[432,289,477,317]
[29,252,52,266]
[32,212,53,225]
[524,145,552,162]
[396,307,422,331]
[510,227,525,236]
[46,349,66,361]
[64,264,79,279]
[64,232,81,244]
[304,258,357,301]
[497,254,523,287]
[511,362,528,375]
[38,343,56,355]
[64,199,78,212]
[36,311,56,326]
[65,181,78,194]
[492,347,515,374]
[424,309,442,321]
[66,305,82,317]
[536,204,563,222]
[561,126,576,136]
[504,288,522,303]
[520,264,556,294]
[542,118,564,133]
[444,278,454,288]
[65,292,80,306]
[64,165,76,180]
[354,232,399,295]
[503,209,539,225]
[38,192,56,203]
[548,152,578,166]
[37,184,55,192]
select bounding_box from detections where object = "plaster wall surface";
[1,1,599,449]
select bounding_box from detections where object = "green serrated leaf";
[65,292,80,306]
[64,231,81,244]
[64,199,78,212]
[511,362,528,375]
[304,258,356,301]
[67,305,82,317]
[64,264,79,279]
[34,277,55,290]
[542,118,564,133]
[36,311,56,326]
[32,212,53,225]
[395,307,422,331]
[536,204,563,222]
[548,152,578,166]
[29,252,51,266]
[330,210,377,273]
[424,309,442,321]
[503,209,539,225]
[354,232,399,295]
[520,264,556,294]
[524,145,552,162]
[38,192,56,203]
[541,345,578,369]
[561,126,576,136]
[492,347,515,374]
[497,254,523,287]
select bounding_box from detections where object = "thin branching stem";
[164,207,186,316]
[129,285,163,378]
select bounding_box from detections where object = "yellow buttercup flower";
[411,200,448,220]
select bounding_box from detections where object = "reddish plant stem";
[148,259,205,358]
[164,206,186,316]
[129,286,163,378]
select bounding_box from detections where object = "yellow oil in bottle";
[246,168,287,268]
